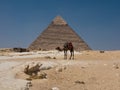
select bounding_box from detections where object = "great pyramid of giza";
[28,16,91,51]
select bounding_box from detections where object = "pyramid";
[28,16,91,51]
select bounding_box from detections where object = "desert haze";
[0,50,120,90]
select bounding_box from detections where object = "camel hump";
[68,42,73,49]
[69,42,73,46]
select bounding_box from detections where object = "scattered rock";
[104,64,107,66]
[44,56,52,59]
[27,81,32,87]
[24,81,32,90]
[56,68,62,72]
[81,66,86,69]
[26,78,32,81]
[113,63,119,69]
[28,72,47,79]
[75,80,85,84]
[53,57,56,59]
[115,65,119,69]
[40,66,52,70]
[51,87,59,90]
[24,86,29,90]
[56,66,66,72]
[39,72,47,79]
[64,66,67,70]
[100,50,105,53]
[24,63,42,76]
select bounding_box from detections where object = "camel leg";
[72,51,74,60]
[69,51,72,60]
[69,50,74,60]
[64,50,67,60]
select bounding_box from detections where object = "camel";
[63,42,74,60]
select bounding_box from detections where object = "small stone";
[58,68,62,72]
[53,57,56,59]
[56,66,66,72]
[75,80,85,84]
[81,66,86,69]
[27,81,32,87]
[63,66,67,70]
[113,63,119,69]
[100,50,105,53]
[39,72,47,79]
[104,64,107,66]
[40,66,52,70]
[44,56,52,59]
[51,87,59,90]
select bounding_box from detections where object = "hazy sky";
[0,0,120,50]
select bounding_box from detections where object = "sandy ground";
[0,50,120,90]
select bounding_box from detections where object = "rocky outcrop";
[24,64,42,76]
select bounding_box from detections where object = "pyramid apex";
[52,16,67,25]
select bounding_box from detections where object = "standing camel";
[63,42,74,60]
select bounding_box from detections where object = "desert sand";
[0,50,120,90]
